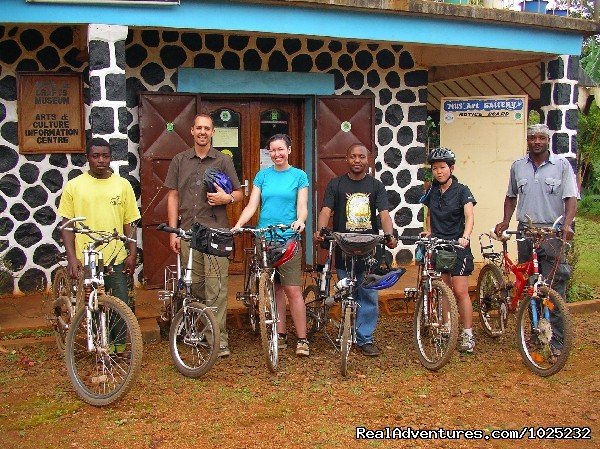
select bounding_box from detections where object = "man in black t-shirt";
[314,143,397,356]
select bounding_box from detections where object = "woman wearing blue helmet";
[422,147,477,354]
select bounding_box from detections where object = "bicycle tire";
[248,272,260,335]
[53,266,84,309]
[258,272,278,372]
[413,279,459,371]
[339,305,353,377]
[169,301,219,378]
[476,264,509,338]
[65,294,143,406]
[516,286,572,377]
[53,295,73,353]
[303,285,322,340]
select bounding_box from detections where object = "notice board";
[17,72,85,154]
[440,95,527,262]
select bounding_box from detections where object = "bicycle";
[476,219,573,376]
[49,253,83,352]
[234,224,295,373]
[157,223,220,378]
[60,217,143,406]
[303,229,393,376]
[401,235,460,371]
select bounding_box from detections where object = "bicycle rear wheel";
[53,295,73,352]
[169,301,219,378]
[413,279,459,371]
[65,294,143,406]
[339,305,353,377]
[476,264,509,338]
[258,272,278,372]
[516,287,572,377]
[303,285,323,340]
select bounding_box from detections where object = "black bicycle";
[157,224,220,378]
[303,229,392,376]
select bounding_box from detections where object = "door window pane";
[211,108,242,180]
[259,109,289,169]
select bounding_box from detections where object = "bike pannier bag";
[190,223,234,257]
[333,232,379,257]
[434,249,457,271]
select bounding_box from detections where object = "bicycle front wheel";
[258,272,278,372]
[413,279,459,371]
[169,301,219,378]
[339,305,353,377]
[65,295,143,406]
[476,264,509,338]
[516,287,572,377]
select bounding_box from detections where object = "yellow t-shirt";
[57,172,140,264]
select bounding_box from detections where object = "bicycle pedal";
[157,290,173,302]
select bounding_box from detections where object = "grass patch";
[571,215,600,300]
[0,328,53,340]
[4,398,83,431]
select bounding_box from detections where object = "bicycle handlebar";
[61,217,136,245]
[231,224,292,235]
[156,223,192,240]
[400,235,460,247]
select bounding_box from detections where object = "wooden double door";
[139,94,303,287]
[139,93,374,288]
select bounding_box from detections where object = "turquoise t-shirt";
[254,165,309,239]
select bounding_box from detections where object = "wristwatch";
[230,194,235,204]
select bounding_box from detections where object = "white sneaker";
[296,339,309,357]
[458,332,475,354]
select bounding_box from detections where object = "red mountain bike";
[477,221,573,377]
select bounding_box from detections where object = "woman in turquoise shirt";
[233,134,310,356]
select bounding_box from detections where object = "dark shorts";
[274,244,302,287]
[442,245,474,277]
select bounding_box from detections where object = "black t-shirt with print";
[322,174,389,269]
[421,176,476,240]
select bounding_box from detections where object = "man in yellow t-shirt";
[57,137,140,352]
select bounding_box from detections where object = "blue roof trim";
[178,68,334,95]
[5,0,583,55]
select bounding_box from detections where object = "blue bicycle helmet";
[203,169,233,194]
[363,268,406,290]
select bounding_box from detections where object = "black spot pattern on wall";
[0,216,13,235]
[406,146,426,165]
[49,26,73,49]
[41,169,64,193]
[89,41,110,70]
[14,222,42,248]
[71,153,87,167]
[19,163,39,184]
[347,71,364,90]
[161,45,187,69]
[292,54,313,72]
[268,51,288,72]
[19,268,46,293]
[394,207,413,227]
[0,102,5,122]
[328,41,342,53]
[23,186,48,208]
[205,34,225,52]
[338,54,353,71]
[0,75,17,101]
[128,124,140,144]
[20,29,44,51]
[404,185,424,204]
[355,50,373,70]
[387,190,401,211]
[385,104,403,127]
[1,121,17,146]
[0,41,22,64]
[376,49,395,69]
[141,30,160,47]
[228,35,249,51]
[307,39,324,52]
[141,62,165,85]
[397,127,414,146]
[162,31,179,43]
[283,38,302,55]
[367,70,380,88]
[395,249,414,265]
[405,70,428,87]
[10,203,30,221]
[119,107,133,134]
[222,51,241,70]
[182,32,202,51]
[6,247,26,271]
[33,244,60,269]
[126,44,148,68]
[34,206,57,226]
[399,51,414,70]
[0,145,19,172]
[16,58,39,72]
[378,127,393,146]
[380,170,394,186]
[0,174,20,197]
[315,52,332,71]
[384,147,403,169]
[243,49,261,71]
[396,169,411,188]
[194,53,216,69]
[379,89,392,106]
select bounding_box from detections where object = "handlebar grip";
[157,223,180,234]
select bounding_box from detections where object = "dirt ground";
[0,310,598,449]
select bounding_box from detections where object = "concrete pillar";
[87,24,129,166]
[540,55,579,163]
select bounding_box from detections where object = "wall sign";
[18,72,85,154]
